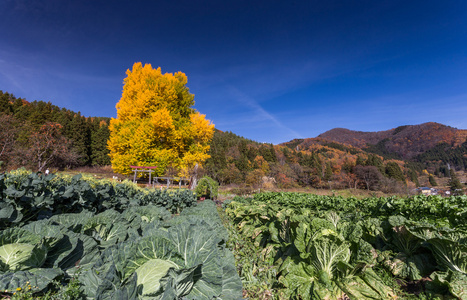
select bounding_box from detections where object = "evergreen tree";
[365,154,384,173]
[356,156,365,166]
[385,162,405,182]
[235,155,250,175]
[67,113,91,165]
[428,175,437,187]
[439,166,449,177]
[324,163,333,181]
[266,145,277,162]
[407,168,419,186]
[449,171,463,195]
[0,91,14,114]
[90,120,111,165]
[238,140,248,156]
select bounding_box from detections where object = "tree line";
[202,130,427,193]
[415,141,467,173]
[0,90,110,171]
[2,88,463,194]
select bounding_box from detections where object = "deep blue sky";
[1,0,466,144]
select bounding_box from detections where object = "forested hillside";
[0,90,110,171]
[318,122,467,159]
[203,130,422,193]
[2,90,465,194]
[204,125,467,194]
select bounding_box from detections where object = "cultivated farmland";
[1,169,466,299]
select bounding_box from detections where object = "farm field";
[1,169,466,299]
[222,192,467,299]
[0,169,242,299]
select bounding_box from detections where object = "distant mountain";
[315,122,467,159]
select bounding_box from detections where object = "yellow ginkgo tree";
[108,62,214,176]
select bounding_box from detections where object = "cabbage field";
[1,169,466,299]
[224,192,467,299]
[0,170,243,299]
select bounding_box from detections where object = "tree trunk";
[189,163,199,190]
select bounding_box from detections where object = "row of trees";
[3,62,464,195]
[415,141,467,172]
[1,63,215,180]
[200,131,413,192]
[0,91,110,171]
[201,131,464,194]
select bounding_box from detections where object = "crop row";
[242,192,467,227]
[0,170,197,231]
[0,170,243,299]
[225,192,467,299]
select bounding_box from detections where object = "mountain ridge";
[285,122,467,159]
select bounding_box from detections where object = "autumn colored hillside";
[2,89,466,195]
[317,122,467,158]
[203,123,467,194]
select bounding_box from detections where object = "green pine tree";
[324,163,333,181]
[408,168,420,186]
[90,119,111,165]
[449,171,463,195]
[385,162,405,182]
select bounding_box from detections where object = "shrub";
[195,176,219,199]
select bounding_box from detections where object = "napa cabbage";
[279,214,394,299]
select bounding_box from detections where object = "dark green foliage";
[429,175,437,187]
[235,155,250,175]
[225,192,467,299]
[90,120,111,165]
[0,91,111,170]
[341,159,354,173]
[281,147,295,163]
[449,171,463,195]
[260,144,277,162]
[324,163,333,181]
[438,165,451,177]
[299,152,321,170]
[283,138,304,150]
[365,139,403,160]
[385,162,405,182]
[204,130,266,183]
[415,140,467,171]
[407,168,419,186]
[0,91,15,114]
[404,161,425,173]
[322,142,360,155]
[356,155,365,166]
[66,113,91,165]
[0,170,197,230]
[393,125,409,135]
[365,154,385,173]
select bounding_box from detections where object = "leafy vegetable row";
[0,200,243,299]
[0,171,197,230]
[246,192,467,227]
[225,193,467,299]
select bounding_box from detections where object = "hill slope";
[316,122,467,159]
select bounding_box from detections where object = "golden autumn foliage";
[108,62,214,175]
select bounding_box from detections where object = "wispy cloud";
[0,56,36,95]
[226,85,304,139]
